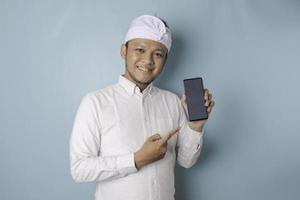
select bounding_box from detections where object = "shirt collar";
[118,75,154,96]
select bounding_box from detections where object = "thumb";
[180,94,186,104]
[180,94,188,116]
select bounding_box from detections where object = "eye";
[155,53,163,58]
[135,48,145,53]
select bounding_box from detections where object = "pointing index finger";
[160,127,181,145]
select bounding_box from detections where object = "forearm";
[70,152,137,183]
[188,122,204,133]
[176,125,204,168]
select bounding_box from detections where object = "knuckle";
[159,151,166,158]
[152,133,158,138]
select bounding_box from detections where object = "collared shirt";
[70,75,204,200]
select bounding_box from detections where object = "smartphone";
[183,77,208,121]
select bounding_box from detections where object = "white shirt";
[70,75,204,200]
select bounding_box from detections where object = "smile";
[137,66,151,72]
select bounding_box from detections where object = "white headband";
[124,15,172,52]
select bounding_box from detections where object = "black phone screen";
[183,77,208,121]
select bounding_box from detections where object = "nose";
[142,53,154,66]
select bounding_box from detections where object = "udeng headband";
[124,15,172,52]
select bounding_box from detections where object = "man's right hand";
[134,127,180,170]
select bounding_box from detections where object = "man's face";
[121,38,168,89]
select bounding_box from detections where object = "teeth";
[138,66,149,72]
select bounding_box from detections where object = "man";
[70,15,215,200]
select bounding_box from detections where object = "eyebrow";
[133,43,166,52]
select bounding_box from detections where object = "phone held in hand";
[183,77,208,121]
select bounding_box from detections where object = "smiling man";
[70,15,215,200]
[121,38,167,91]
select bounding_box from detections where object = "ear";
[120,44,126,59]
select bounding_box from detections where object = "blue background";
[1,0,300,199]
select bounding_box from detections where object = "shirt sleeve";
[175,97,204,168]
[69,94,138,183]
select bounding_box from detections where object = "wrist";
[188,122,204,133]
[134,151,145,170]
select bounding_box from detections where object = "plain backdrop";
[1,0,300,199]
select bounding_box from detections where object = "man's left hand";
[181,89,215,133]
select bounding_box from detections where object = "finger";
[204,88,209,96]
[207,101,215,113]
[205,93,213,106]
[180,94,188,116]
[210,100,215,108]
[180,94,187,104]
[160,127,181,145]
[160,130,178,146]
[204,90,211,101]
[205,99,211,107]
[204,93,208,100]
[150,133,161,141]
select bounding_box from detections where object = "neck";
[123,73,149,93]
[137,84,148,93]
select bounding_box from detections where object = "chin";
[126,68,157,85]
[135,77,154,85]
[133,73,152,83]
